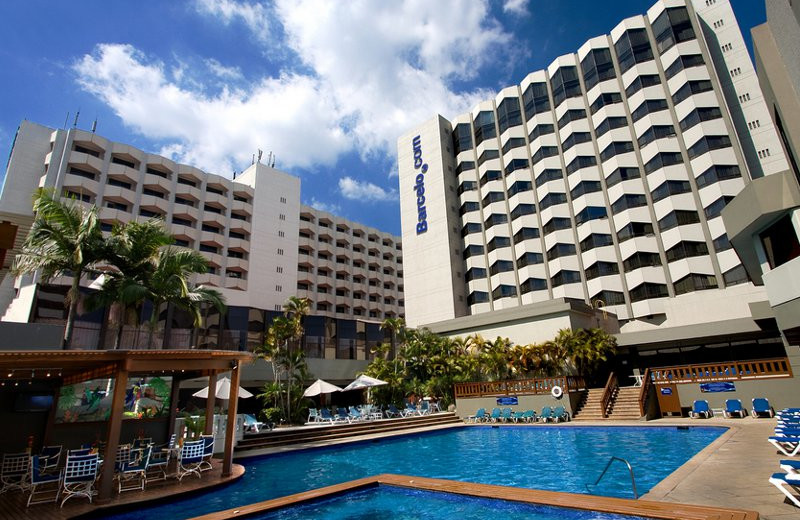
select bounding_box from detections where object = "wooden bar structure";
[649,357,792,385]
[0,349,252,502]
[189,474,759,520]
[454,375,586,398]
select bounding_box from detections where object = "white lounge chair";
[769,472,800,508]
[781,459,800,474]
[769,435,800,457]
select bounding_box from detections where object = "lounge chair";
[39,445,62,475]
[689,400,712,419]
[176,440,205,481]
[465,408,486,423]
[61,453,98,506]
[419,401,431,415]
[348,406,365,422]
[114,444,132,472]
[199,435,215,472]
[336,408,353,423]
[132,437,152,450]
[27,455,61,507]
[512,411,525,423]
[501,408,513,422]
[769,435,800,457]
[723,399,746,418]
[402,403,420,417]
[244,414,265,433]
[522,410,536,423]
[319,408,337,424]
[769,472,800,508]
[1,452,30,493]
[552,405,569,422]
[781,459,800,474]
[539,406,553,422]
[385,404,403,418]
[752,398,775,418]
[489,407,502,422]
[117,445,151,493]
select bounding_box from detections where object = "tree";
[380,317,406,359]
[13,189,106,348]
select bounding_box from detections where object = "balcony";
[173,203,200,222]
[202,211,227,229]
[202,251,223,268]
[69,151,103,173]
[107,162,140,184]
[170,224,198,242]
[229,217,251,234]
[227,237,250,252]
[139,194,169,214]
[63,173,99,196]
[175,183,201,201]
[225,256,249,272]
[98,207,132,225]
[200,231,225,248]
[204,191,228,208]
[102,185,136,206]
[194,273,221,287]
[232,199,252,216]
[224,276,247,291]
[143,172,172,192]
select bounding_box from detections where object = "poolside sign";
[660,388,673,396]
[699,382,736,393]
[497,396,518,406]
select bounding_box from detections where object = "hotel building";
[398,0,798,371]
[0,121,403,380]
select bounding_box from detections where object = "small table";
[711,408,725,417]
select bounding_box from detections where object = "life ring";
[551,386,564,399]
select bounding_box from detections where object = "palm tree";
[380,317,406,359]
[13,189,106,348]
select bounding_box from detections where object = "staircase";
[235,412,462,453]
[572,386,642,421]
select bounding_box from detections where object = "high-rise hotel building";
[0,121,403,377]
[399,0,794,360]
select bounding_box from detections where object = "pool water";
[251,485,656,520]
[102,426,724,519]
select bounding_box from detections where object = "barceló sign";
[411,135,428,234]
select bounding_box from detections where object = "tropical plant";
[380,317,406,359]
[13,189,106,347]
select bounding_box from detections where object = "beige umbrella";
[193,377,253,399]
[303,379,343,397]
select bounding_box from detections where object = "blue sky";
[0,0,765,236]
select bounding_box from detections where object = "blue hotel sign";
[700,382,736,393]
[497,396,518,406]
[411,135,428,235]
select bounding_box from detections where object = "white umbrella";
[343,374,388,403]
[303,379,343,397]
[193,377,253,399]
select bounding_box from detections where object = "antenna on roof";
[251,154,255,165]
[63,112,70,129]
[271,154,276,168]
[232,170,237,179]
[257,149,263,163]
[91,118,97,133]
[73,109,80,128]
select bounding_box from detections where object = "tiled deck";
[0,460,244,520]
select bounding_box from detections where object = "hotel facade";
[398,0,798,372]
[0,121,404,381]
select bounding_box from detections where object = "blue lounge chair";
[512,411,525,423]
[501,408,513,422]
[385,404,403,418]
[39,445,62,475]
[337,408,353,423]
[27,455,61,507]
[752,398,775,418]
[348,406,365,422]
[723,399,746,418]
[489,407,502,422]
[781,459,800,474]
[61,453,99,506]
[176,440,205,481]
[199,435,215,472]
[690,400,712,418]
[552,405,569,422]
[769,435,800,457]
[769,472,800,508]
[466,408,486,423]
[403,403,419,417]
[539,406,553,422]
[244,414,266,432]
[419,401,431,415]
[521,410,536,423]
[1,452,30,493]
[117,445,151,493]
[132,437,152,450]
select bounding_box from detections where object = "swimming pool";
[102,426,724,519]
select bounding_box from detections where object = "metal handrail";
[586,456,638,498]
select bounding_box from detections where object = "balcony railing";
[454,376,587,398]
[649,357,793,384]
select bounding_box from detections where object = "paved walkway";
[641,417,796,519]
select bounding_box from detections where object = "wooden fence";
[649,357,792,384]
[454,375,586,398]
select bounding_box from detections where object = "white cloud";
[194,0,271,41]
[307,197,341,215]
[502,0,529,16]
[339,176,396,202]
[205,58,243,80]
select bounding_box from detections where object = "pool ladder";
[585,456,638,499]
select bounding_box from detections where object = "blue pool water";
[251,485,655,520]
[102,426,724,519]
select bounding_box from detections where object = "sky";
[0,0,765,236]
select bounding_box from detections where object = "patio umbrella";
[193,377,254,399]
[342,374,388,402]
[303,379,343,397]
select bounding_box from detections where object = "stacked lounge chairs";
[462,406,568,423]
[768,406,800,508]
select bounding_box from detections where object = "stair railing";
[586,456,638,498]
[599,372,617,418]
[638,368,652,417]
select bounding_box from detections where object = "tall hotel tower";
[398,0,792,357]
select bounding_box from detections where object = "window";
[561,132,591,152]
[532,146,559,164]
[674,273,718,295]
[550,66,581,106]
[551,270,581,287]
[143,188,165,199]
[672,80,713,104]
[457,181,478,195]
[664,54,705,80]
[484,213,508,229]
[228,250,244,259]
[511,203,536,220]
[64,191,92,203]
[585,261,619,280]
[278,230,285,238]
[202,224,221,234]
[105,201,128,211]
[679,107,723,131]
[547,243,576,261]
[504,158,530,176]
[467,291,490,305]
[658,210,700,231]
[459,201,480,216]
[535,168,563,187]
[570,180,602,199]
[611,193,647,214]
[461,222,482,237]
[760,214,800,269]
[595,116,628,137]
[723,264,749,286]
[111,155,136,168]
[513,227,540,243]
[738,93,751,103]
[606,166,640,188]
[651,7,696,54]
[600,141,634,161]
[492,284,517,299]
[543,217,572,235]
[747,120,761,130]
[489,260,514,276]
[666,241,708,262]
[713,233,732,252]
[539,192,567,210]
[557,109,586,129]
[591,290,626,305]
[651,180,691,202]
[279,214,286,221]
[687,135,732,159]
[230,230,246,240]
[480,169,502,187]
[276,266,283,273]
[199,244,219,254]
[497,97,523,133]
[757,148,772,159]
[637,125,676,148]
[528,123,555,142]
[712,19,724,29]
[623,252,662,272]
[522,82,550,120]
[617,221,654,242]
[565,155,597,175]
[625,74,660,97]
[581,48,616,90]
[465,267,487,281]
[574,206,607,225]
[487,236,511,253]
[108,178,132,190]
[482,191,505,206]
[277,248,284,255]
[69,166,97,180]
[729,67,742,77]
[580,233,613,252]
[463,245,484,260]
[589,92,622,115]
[455,161,475,175]
[520,278,547,294]
[206,186,224,196]
[502,137,526,154]
[516,252,544,268]
[172,216,193,227]
[178,177,197,187]
[452,123,473,154]
[631,99,668,122]
[203,204,222,214]
[477,149,500,167]
[614,28,654,73]
[473,111,496,146]
[644,152,683,174]
[629,282,668,302]
[704,196,735,219]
